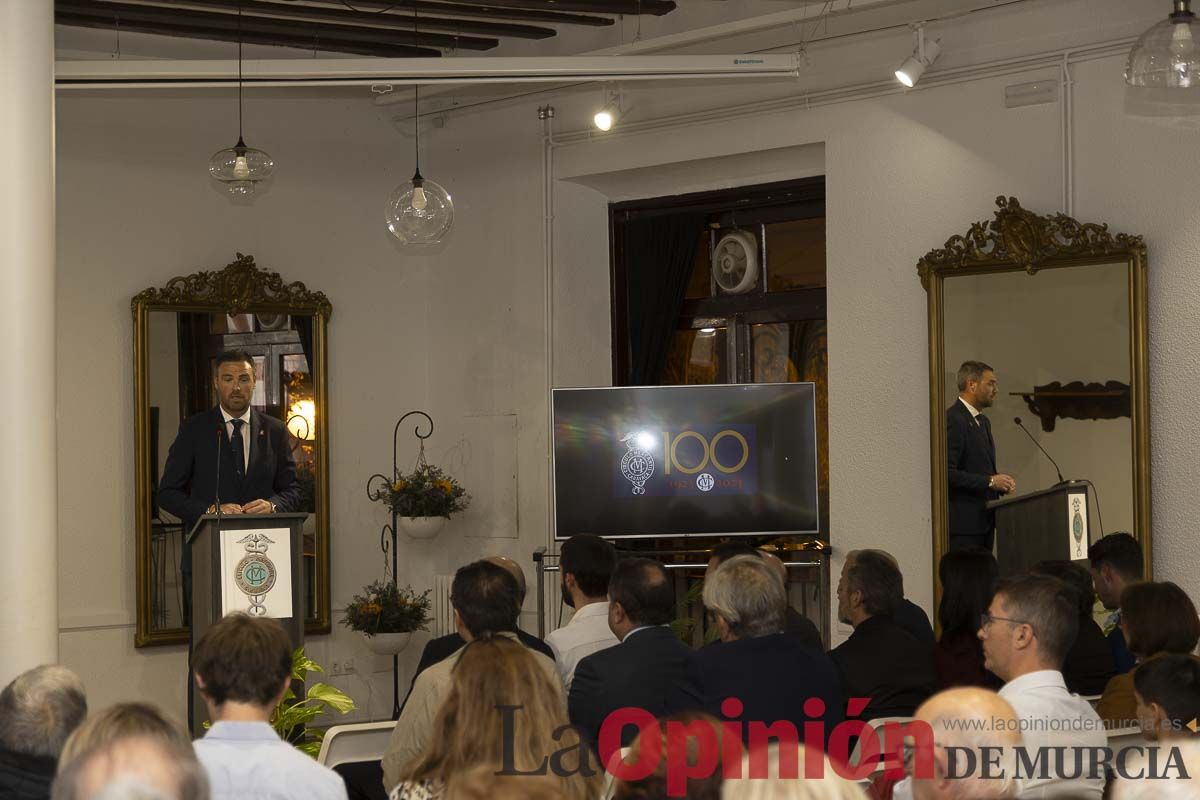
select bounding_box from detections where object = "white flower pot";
[362,631,412,655]
[398,516,446,539]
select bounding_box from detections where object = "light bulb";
[412,185,428,211]
[232,155,250,179]
[593,109,615,131]
[1172,20,1196,56]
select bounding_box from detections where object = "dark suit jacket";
[785,607,824,650]
[830,615,935,720]
[894,599,935,645]
[668,633,844,750]
[1108,624,1137,674]
[946,399,999,545]
[569,626,695,750]
[157,407,301,571]
[1062,616,1116,695]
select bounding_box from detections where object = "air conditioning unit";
[712,230,759,294]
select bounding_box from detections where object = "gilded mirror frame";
[132,254,332,647]
[919,197,1151,614]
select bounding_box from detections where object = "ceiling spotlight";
[895,25,942,88]
[593,88,623,132]
[1127,0,1200,88]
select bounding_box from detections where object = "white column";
[0,1,57,685]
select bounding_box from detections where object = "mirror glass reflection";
[941,262,1134,538]
[145,310,319,634]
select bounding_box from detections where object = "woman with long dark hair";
[933,549,1002,689]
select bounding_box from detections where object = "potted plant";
[342,580,433,655]
[376,464,470,539]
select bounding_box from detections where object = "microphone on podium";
[1013,417,1066,485]
[215,424,225,520]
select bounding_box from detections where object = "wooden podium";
[186,512,308,735]
[987,482,1091,577]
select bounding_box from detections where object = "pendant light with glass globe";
[1127,0,1200,88]
[208,2,274,195]
[385,81,454,245]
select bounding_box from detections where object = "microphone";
[214,424,224,520]
[1014,417,1066,484]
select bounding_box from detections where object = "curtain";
[623,212,706,385]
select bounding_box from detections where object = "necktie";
[230,419,246,480]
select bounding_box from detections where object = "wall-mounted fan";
[712,230,759,294]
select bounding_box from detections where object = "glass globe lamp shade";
[385,173,454,245]
[209,138,275,195]
[1126,2,1200,88]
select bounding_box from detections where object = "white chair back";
[316,720,398,769]
[847,716,917,771]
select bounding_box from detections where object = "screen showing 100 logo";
[617,425,757,497]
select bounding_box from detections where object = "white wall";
[54,0,1200,718]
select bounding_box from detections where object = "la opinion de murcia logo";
[619,433,655,495]
[234,531,278,616]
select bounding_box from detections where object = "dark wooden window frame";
[609,176,826,385]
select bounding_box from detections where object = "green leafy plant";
[272,648,356,758]
[377,464,470,518]
[341,581,433,636]
[672,580,719,645]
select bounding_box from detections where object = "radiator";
[432,574,455,637]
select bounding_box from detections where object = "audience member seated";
[933,549,1001,691]
[384,559,561,788]
[612,712,729,800]
[1030,560,1115,695]
[402,555,553,709]
[59,702,191,768]
[705,543,822,650]
[671,555,843,747]
[51,734,207,800]
[979,574,1105,799]
[191,613,348,800]
[570,557,695,750]
[1133,653,1200,741]
[904,687,1023,800]
[548,534,620,690]
[719,742,865,800]
[391,636,600,800]
[831,551,935,720]
[1097,581,1200,728]
[1088,532,1144,674]
[851,549,935,645]
[0,665,86,800]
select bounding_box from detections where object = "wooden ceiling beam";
[294,0,619,26]
[141,0,558,40]
[56,9,444,57]
[417,0,675,17]
[59,1,490,52]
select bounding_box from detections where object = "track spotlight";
[593,88,623,131]
[895,25,941,88]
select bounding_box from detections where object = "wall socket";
[327,658,356,676]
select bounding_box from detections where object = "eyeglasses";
[981,612,1034,633]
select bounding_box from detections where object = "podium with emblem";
[987,482,1091,577]
[186,512,308,734]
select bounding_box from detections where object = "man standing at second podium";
[158,349,302,618]
[947,360,1015,552]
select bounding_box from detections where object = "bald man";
[905,688,1023,800]
[400,555,553,712]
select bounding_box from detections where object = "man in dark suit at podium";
[158,350,302,620]
[947,360,1015,552]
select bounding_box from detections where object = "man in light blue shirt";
[192,613,348,800]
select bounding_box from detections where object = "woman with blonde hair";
[391,635,602,800]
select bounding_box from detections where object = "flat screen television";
[552,383,819,540]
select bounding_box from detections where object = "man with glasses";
[978,575,1105,799]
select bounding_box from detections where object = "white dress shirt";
[960,396,983,425]
[194,720,348,800]
[546,601,619,690]
[999,669,1106,799]
[220,407,252,473]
